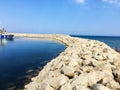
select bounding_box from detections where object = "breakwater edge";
[10,33,120,90]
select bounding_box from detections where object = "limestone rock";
[69,59,78,67]
[61,65,75,77]
[106,79,120,89]
[71,74,88,87]
[92,84,110,90]
[72,86,90,90]
[60,83,72,90]
[47,74,69,89]
[38,83,55,90]
[92,53,103,60]
[103,48,108,53]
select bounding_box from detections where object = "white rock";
[61,65,75,77]
[38,83,55,90]
[60,83,72,90]
[56,61,64,69]
[71,74,88,87]
[73,86,90,90]
[69,59,78,67]
[92,53,103,60]
[47,74,69,89]
[87,71,104,86]
[106,79,120,89]
[92,84,110,90]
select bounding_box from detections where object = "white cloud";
[75,0,85,4]
[102,0,120,4]
[74,0,120,7]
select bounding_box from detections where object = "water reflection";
[0,39,14,46]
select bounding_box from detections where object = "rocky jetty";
[12,33,120,90]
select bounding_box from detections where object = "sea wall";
[11,33,120,90]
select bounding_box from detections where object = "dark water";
[71,35,120,50]
[0,38,66,90]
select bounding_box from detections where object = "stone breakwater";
[11,33,120,90]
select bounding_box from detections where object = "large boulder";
[92,84,110,90]
[47,74,69,89]
[61,65,75,78]
[60,83,72,90]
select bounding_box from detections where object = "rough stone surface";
[61,65,75,78]
[37,83,55,90]
[60,83,72,90]
[10,33,120,90]
[47,74,69,89]
[92,84,110,90]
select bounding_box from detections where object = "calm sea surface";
[0,38,66,90]
[72,35,120,50]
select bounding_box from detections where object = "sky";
[0,0,120,36]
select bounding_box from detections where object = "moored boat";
[0,28,14,39]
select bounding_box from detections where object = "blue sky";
[0,0,120,36]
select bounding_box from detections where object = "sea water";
[0,38,66,90]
